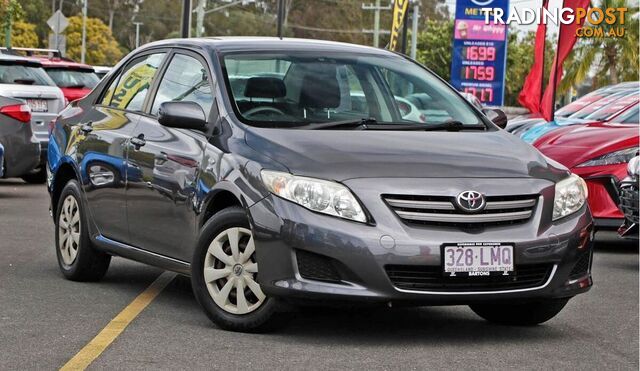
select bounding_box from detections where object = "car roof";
[140,37,399,56]
[35,57,94,71]
[0,53,43,66]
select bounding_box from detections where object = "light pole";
[81,0,87,63]
[133,22,143,48]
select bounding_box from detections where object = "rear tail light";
[0,103,31,123]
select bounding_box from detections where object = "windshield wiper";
[295,117,377,130]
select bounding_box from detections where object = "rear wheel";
[470,298,570,326]
[191,206,283,332]
[55,180,110,281]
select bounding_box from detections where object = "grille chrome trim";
[485,199,536,210]
[395,210,532,223]
[385,198,455,210]
[391,265,557,295]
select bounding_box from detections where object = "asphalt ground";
[0,179,638,370]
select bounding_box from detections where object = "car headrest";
[299,67,340,109]
[244,77,286,99]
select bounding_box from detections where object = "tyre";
[55,179,110,281]
[21,168,46,184]
[191,206,283,332]
[470,298,570,326]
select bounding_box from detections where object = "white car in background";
[0,54,65,182]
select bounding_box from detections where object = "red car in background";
[535,104,640,229]
[37,58,99,102]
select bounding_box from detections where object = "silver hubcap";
[58,195,81,266]
[204,227,265,315]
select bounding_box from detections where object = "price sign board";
[450,0,509,106]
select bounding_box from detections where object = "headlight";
[576,147,638,167]
[261,170,367,223]
[553,174,588,221]
[627,156,639,177]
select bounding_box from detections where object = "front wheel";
[21,167,46,184]
[470,298,570,326]
[191,206,283,332]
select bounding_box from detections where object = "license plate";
[443,243,514,277]
[26,99,48,112]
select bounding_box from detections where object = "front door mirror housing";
[158,101,208,132]
[483,108,508,129]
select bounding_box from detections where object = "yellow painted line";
[60,271,177,371]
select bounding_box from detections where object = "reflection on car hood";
[520,117,595,144]
[245,127,568,182]
[535,123,640,168]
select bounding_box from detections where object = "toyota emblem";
[456,191,486,212]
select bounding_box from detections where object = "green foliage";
[416,19,453,81]
[561,1,639,91]
[0,20,40,47]
[64,16,123,65]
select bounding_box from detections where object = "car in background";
[0,54,64,182]
[520,92,639,144]
[0,143,4,177]
[93,66,112,80]
[618,156,639,239]
[507,82,638,135]
[39,59,99,102]
[535,104,639,229]
[0,96,41,181]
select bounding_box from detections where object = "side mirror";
[483,108,508,129]
[158,101,207,132]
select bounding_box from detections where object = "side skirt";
[92,235,192,276]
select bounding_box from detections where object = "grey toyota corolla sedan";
[48,38,593,332]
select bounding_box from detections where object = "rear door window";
[101,53,166,111]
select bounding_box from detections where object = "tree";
[64,16,122,65]
[0,20,40,47]
[416,20,453,80]
[560,1,639,92]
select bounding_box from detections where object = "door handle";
[80,121,93,134]
[130,134,146,148]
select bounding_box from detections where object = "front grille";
[385,263,553,292]
[569,250,592,279]
[296,250,342,283]
[619,180,639,224]
[383,194,538,227]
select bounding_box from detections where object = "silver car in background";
[0,54,65,182]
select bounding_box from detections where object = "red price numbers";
[464,87,494,103]
[463,66,495,81]
[465,46,496,61]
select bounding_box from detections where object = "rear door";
[126,50,214,261]
[77,51,167,244]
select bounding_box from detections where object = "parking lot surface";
[0,180,638,370]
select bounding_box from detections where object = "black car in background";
[619,156,639,239]
[48,38,593,332]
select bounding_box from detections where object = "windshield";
[46,68,100,88]
[220,52,483,128]
[569,91,635,120]
[583,93,639,122]
[0,62,56,86]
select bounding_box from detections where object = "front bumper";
[249,177,593,305]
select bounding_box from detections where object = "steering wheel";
[243,106,286,119]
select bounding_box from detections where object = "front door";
[126,51,214,261]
